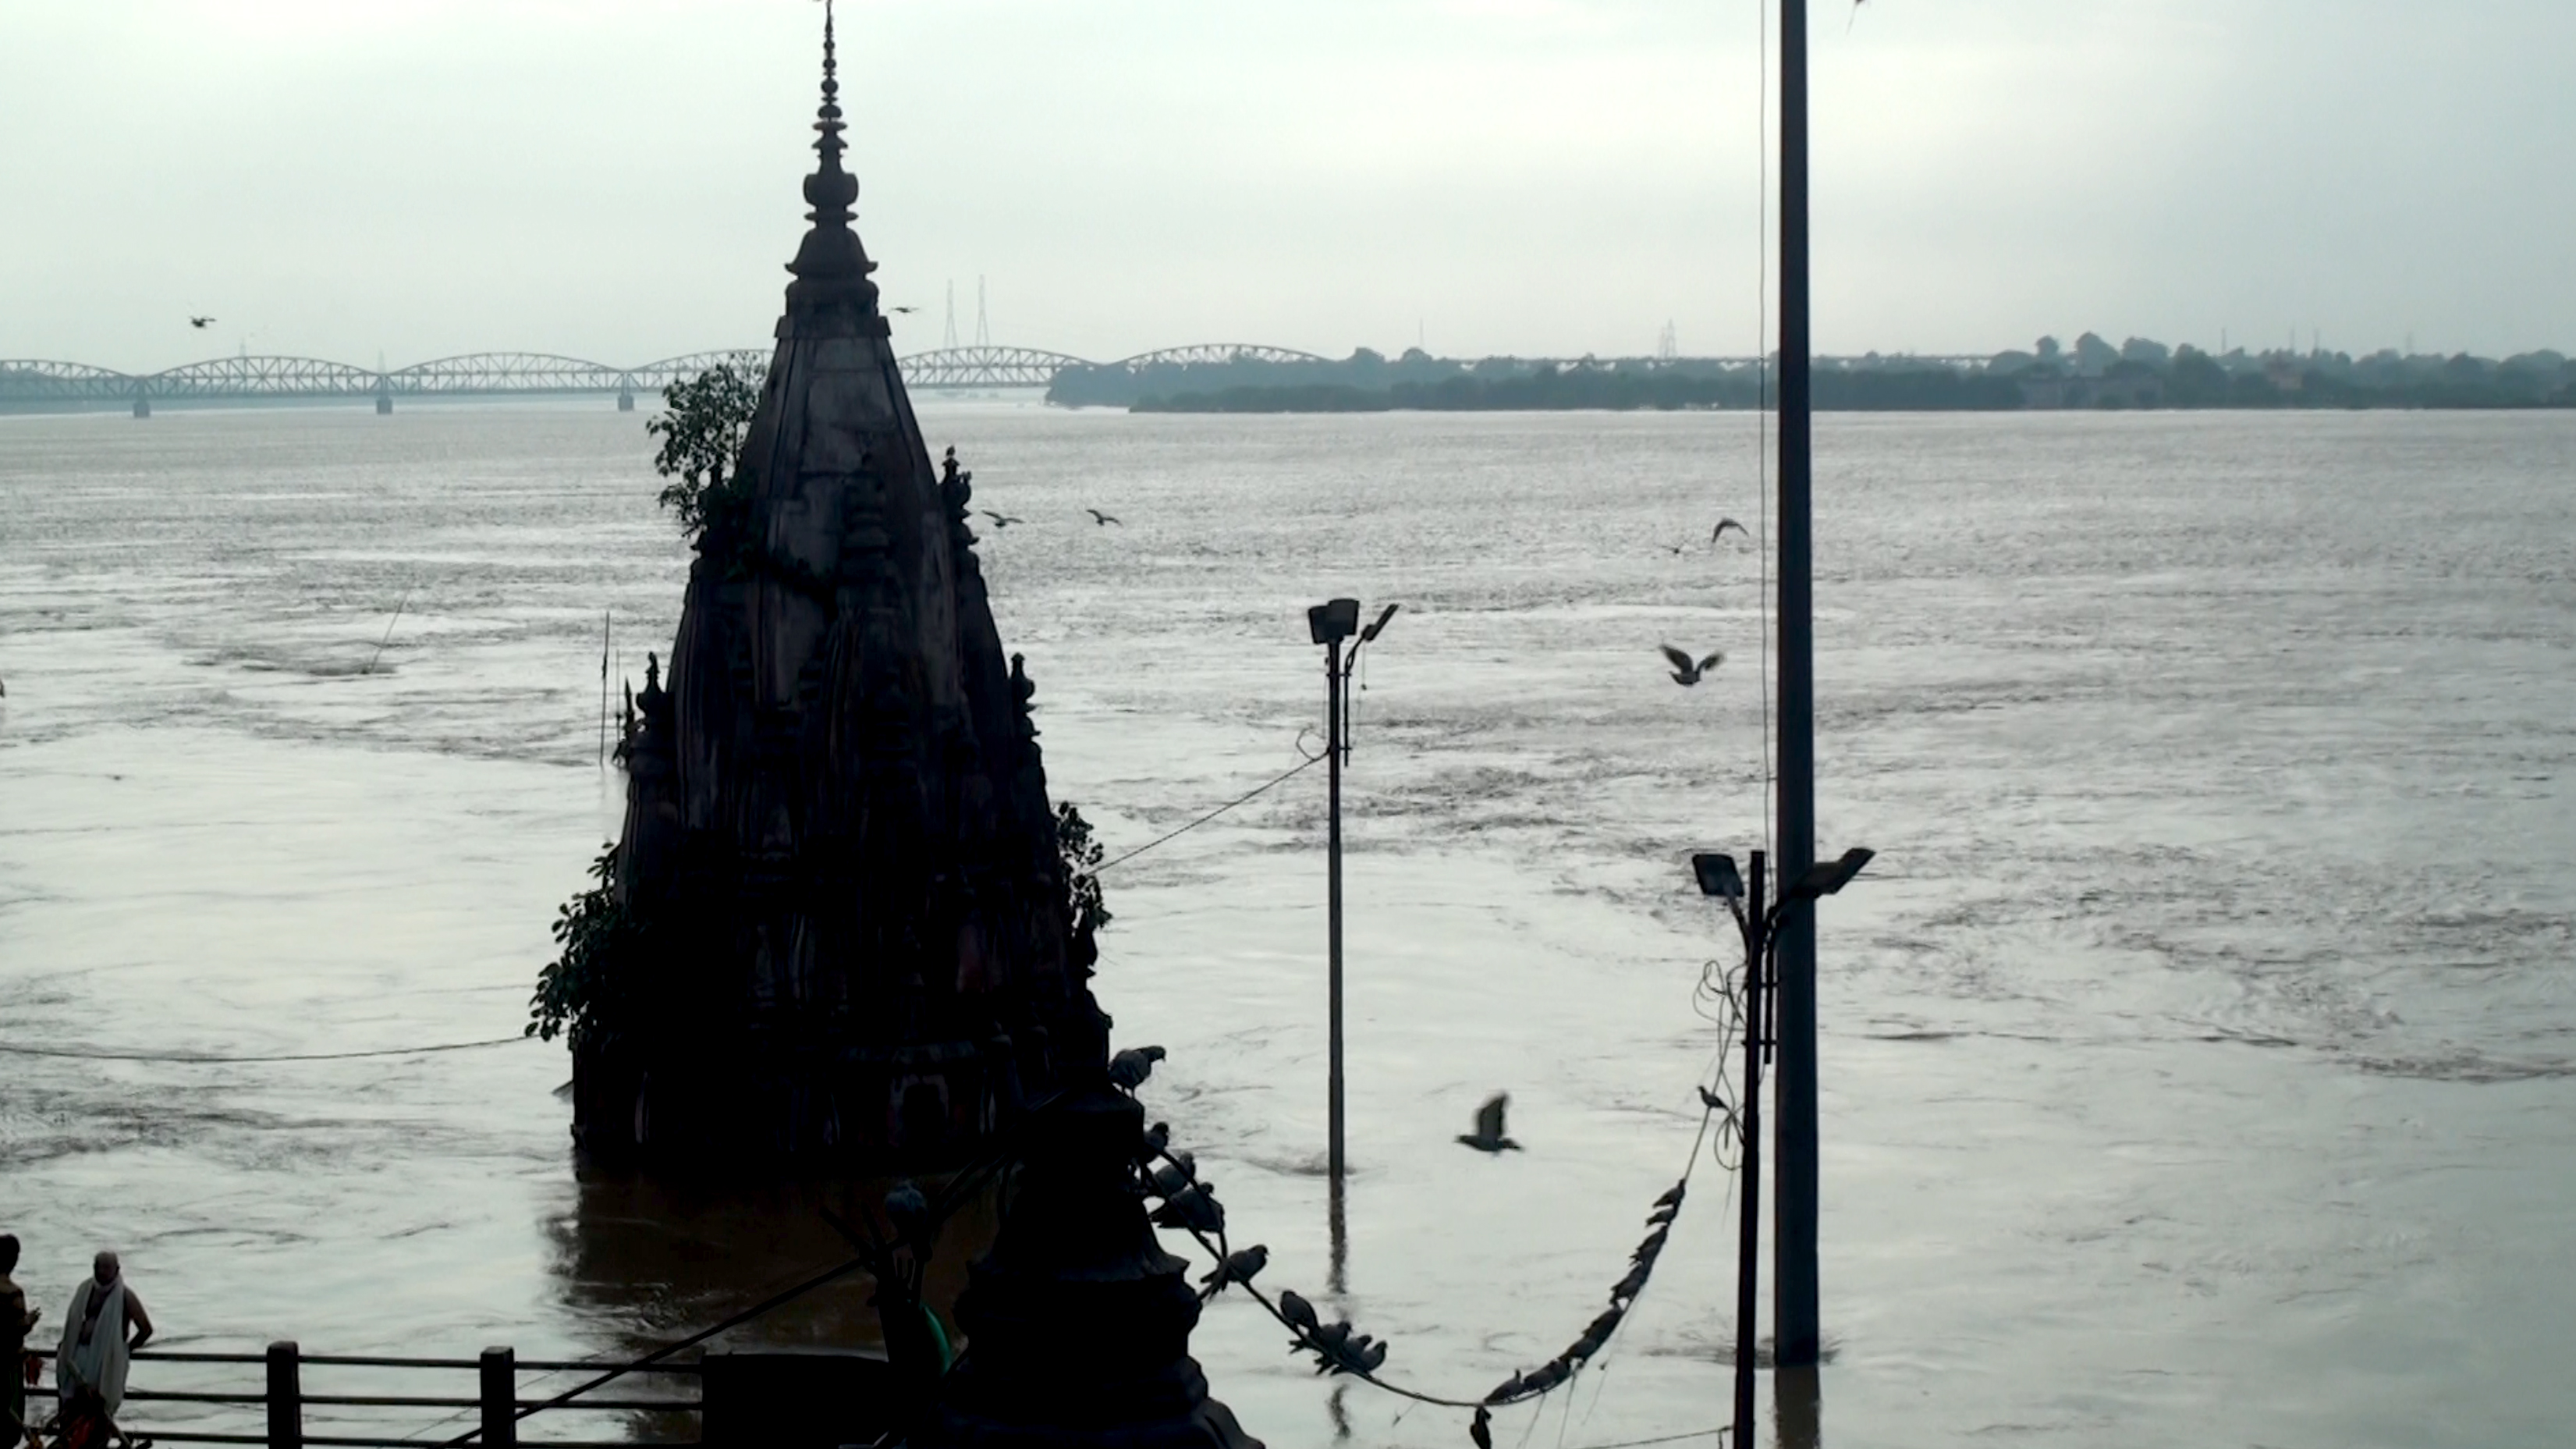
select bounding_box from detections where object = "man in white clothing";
[57,1253,151,1429]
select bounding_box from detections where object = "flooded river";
[2,403,2571,1446]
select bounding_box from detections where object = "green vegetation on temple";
[1045,336,2576,413]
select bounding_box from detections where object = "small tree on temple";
[647,363,764,546]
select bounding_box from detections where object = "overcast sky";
[5,1,2571,371]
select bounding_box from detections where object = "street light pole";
[1733,852,1767,1447]
[1324,627,1347,1190]
[1308,598,1396,1208]
[1692,845,1870,1449]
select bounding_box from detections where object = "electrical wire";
[1093,751,1325,874]
[3,1036,531,1064]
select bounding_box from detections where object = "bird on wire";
[1198,1245,1268,1300]
[1150,1181,1224,1234]
[189,314,215,329]
[1456,1092,1521,1153]
[1711,517,1749,544]
[1661,645,1723,687]
[1085,508,1123,527]
[1144,1153,1198,1200]
[1278,1289,1319,1332]
[979,510,1024,529]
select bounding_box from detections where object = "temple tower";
[581,9,1103,1166]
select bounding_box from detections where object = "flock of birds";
[1655,515,1749,689]
[976,506,1122,531]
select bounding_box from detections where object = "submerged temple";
[578,12,1103,1165]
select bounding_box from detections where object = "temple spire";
[786,0,880,311]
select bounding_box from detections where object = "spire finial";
[786,0,877,303]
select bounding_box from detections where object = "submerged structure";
[578,12,1102,1165]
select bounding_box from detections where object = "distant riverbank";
[1063,336,2576,413]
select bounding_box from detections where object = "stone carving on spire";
[785,0,884,321]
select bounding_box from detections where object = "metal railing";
[31,1343,700,1449]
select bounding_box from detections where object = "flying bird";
[1456,1092,1520,1153]
[979,510,1024,528]
[1661,645,1723,687]
[1084,508,1123,526]
[1711,517,1748,543]
[189,315,215,329]
[1660,541,1689,556]
[890,305,920,314]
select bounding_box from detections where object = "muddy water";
[2,403,2571,1447]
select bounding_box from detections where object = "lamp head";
[1786,847,1874,902]
[1308,598,1361,645]
[1691,852,1744,903]
[1359,602,1401,644]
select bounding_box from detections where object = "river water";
[2,403,2571,1447]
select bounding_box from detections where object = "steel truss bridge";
[0,344,1332,414]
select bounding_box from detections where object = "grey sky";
[5,2,2571,371]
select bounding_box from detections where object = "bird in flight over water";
[1085,508,1123,527]
[979,510,1024,528]
[890,305,918,314]
[1457,1092,1521,1153]
[1661,645,1723,687]
[189,315,215,329]
[1711,517,1748,544]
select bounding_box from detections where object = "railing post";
[480,1347,516,1449]
[265,1341,302,1449]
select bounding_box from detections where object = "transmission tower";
[1659,320,1678,360]
[943,281,960,350]
[976,275,991,346]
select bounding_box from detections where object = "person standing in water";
[56,1253,151,1437]
[1,1235,41,1448]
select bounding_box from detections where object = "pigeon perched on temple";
[1109,1045,1166,1091]
[1198,1245,1268,1299]
[1138,1120,1170,1159]
[1150,1181,1224,1234]
[1456,1093,1520,1153]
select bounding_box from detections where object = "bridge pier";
[132,396,151,418]
[617,387,635,412]
[376,394,393,415]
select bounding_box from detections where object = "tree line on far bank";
[1045,336,2576,414]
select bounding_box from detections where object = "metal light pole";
[1773,0,1825,1373]
[1692,846,1870,1449]
[1307,598,1398,1202]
